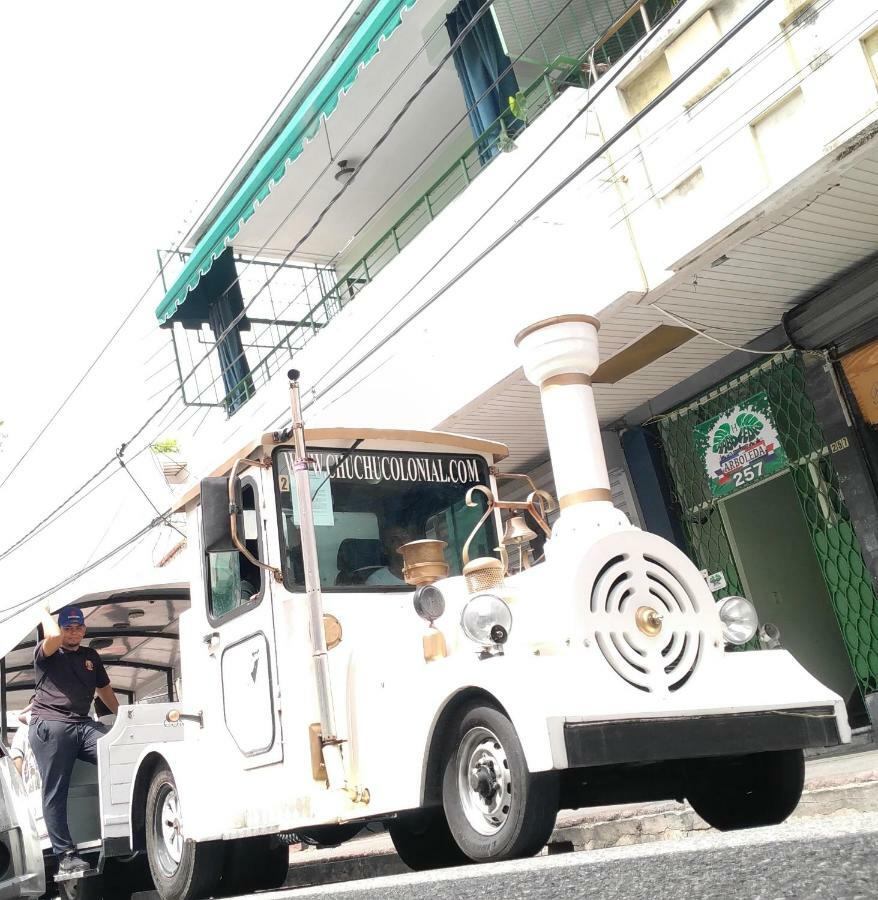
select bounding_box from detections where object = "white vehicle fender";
[414,662,557,806]
[128,742,215,849]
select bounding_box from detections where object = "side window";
[206,481,263,620]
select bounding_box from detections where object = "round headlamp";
[413,584,445,623]
[717,596,758,645]
[460,594,512,646]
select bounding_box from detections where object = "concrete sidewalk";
[282,744,878,890]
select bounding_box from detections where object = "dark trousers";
[29,718,108,856]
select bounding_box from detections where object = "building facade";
[152,0,878,730]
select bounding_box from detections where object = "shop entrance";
[720,472,857,704]
[657,352,878,725]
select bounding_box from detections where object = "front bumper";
[564,705,840,768]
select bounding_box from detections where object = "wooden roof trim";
[262,427,509,460]
[170,438,263,512]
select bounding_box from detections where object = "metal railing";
[208,0,674,414]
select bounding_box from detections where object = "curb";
[549,779,878,853]
[282,777,878,890]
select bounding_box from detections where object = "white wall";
[177,0,878,480]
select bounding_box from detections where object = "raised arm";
[39,607,63,657]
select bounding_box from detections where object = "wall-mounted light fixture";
[334,160,356,184]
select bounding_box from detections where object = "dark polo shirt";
[31,643,110,723]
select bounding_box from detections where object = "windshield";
[273,447,497,591]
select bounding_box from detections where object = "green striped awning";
[156,0,418,324]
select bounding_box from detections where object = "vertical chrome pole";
[287,369,338,743]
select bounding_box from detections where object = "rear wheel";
[145,765,222,900]
[441,704,558,862]
[217,835,289,896]
[389,809,470,871]
[686,748,805,831]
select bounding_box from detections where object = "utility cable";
[0,0,603,561]
[115,445,186,537]
[0,518,167,624]
[0,0,789,622]
[290,0,829,418]
[649,303,786,355]
[153,0,610,411]
[0,0,361,495]
[0,0,591,615]
[1,0,823,564]
[3,0,784,575]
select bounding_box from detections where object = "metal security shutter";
[609,466,641,527]
[784,254,878,355]
[493,0,631,65]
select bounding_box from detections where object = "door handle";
[203,632,221,653]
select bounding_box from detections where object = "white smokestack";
[516,315,626,534]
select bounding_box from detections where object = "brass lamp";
[399,539,449,586]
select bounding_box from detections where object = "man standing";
[29,605,118,874]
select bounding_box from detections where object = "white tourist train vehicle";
[1,315,850,899]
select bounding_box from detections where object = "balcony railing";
[205,0,674,414]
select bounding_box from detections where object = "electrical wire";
[0,0,817,606]
[0,517,167,624]
[290,0,850,418]
[649,303,786,355]
[0,0,602,561]
[0,0,362,496]
[153,0,610,413]
[115,447,186,537]
[0,0,615,622]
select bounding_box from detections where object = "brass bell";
[501,515,538,546]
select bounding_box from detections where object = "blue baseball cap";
[58,606,85,627]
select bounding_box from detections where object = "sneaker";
[58,852,90,875]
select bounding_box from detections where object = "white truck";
[0,314,849,899]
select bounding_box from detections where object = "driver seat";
[336,538,383,585]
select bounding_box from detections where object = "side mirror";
[200,477,242,553]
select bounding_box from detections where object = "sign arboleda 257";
[694,392,788,498]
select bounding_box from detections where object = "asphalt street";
[252,812,878,900]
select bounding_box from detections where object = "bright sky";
[0,1,352,609]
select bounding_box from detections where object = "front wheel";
[145,765,222,900]
[389,809,470,871]
[686,748,805,831]
[217,835,289,896]
[441,704,558,862]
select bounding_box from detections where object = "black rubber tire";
[389,809,471,871]
[101,855,155,899]
[441,704,558,862]
[686,748,805,831]
[217,835,289,896]
[145,765,222,900]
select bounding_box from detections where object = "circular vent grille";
[588,551,704,693]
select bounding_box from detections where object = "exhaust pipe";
[515,315,628,538]
[287,370,369,805]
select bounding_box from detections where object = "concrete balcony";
[182,0,878,478]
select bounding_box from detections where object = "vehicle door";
[0,744,45,896]
[202,469,283,769]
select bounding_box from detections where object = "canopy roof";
[155,0,418,325]
[1,570,189,710]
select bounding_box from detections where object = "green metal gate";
[657,351,878,694]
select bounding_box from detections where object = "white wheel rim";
[153,784,183,875]
[457,726,512,836]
